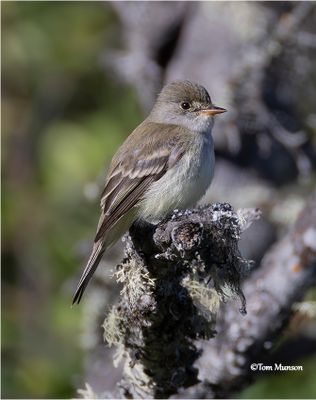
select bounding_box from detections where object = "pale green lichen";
[182,278,221,315]
[121,354,155,397]
[115,258,155,307]
[102,307,125,347]
[113,343,127,368]
[77,383,98,399]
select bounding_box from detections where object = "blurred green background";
[2,2,142,397]
[1,2,316,399]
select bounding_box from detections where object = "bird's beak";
[198,105,227,116]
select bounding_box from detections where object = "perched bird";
[73,80,226,304]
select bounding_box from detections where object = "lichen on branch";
[103,203,260,399]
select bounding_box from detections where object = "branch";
[175,192,316,399]
[102,203,259,398]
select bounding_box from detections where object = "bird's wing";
[73,123,187,304]
[95,133,184,243]
[72,154,169,305]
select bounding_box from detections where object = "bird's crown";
[156,80,212,105]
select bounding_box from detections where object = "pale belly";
[138,138,215,222]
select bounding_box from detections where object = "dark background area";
[2,1,316,398]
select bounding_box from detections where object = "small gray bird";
[73,80,226,304]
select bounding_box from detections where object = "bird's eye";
[180,102,191,110]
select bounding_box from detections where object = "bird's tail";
[72,241,105,305]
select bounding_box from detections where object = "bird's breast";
[139,135,215,222]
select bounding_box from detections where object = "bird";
[72,80,226,304]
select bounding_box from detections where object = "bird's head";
[150,80,226,131]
